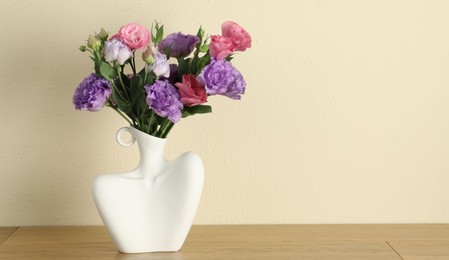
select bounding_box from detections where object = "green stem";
[146,111,154,135]
[161,121,174,138]
[130,52,137,75]
[156,119,174,138]
[109,103,132,125]
[143,65,149,84]
[109,82,127,103]
[140,118,145,131]
[116,66,129,100]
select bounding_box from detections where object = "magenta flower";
[175,74,207,107]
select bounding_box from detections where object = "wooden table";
[1,225,448,259]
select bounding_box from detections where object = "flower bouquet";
[73,21,251,138]
[74,21,251,253]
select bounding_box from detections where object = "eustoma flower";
[209,21,252,60]
[165,64,179,84]
[209,36,234,60]
[199,59,246,100]
[142,46,170,78]
[117,23,150,50]
[175,74,207,106]
[75,21,251,138]
[145,80,183,123]
[73,74,112,111]
[221,21,252,51]
[103,38,132,65]
[158,32,200,58]
[150,52,170,78]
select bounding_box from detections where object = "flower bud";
[97,28,108,41]
[198,27,205,40]
[142,46,155,65]
[87,35,101,51]
[79,45,87,52]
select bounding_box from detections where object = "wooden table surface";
[0,225,448,259]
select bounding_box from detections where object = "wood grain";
[0,227,17,245]
[388,240,449,260]
[0,225,448,259]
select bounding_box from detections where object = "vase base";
[118,247,181,254]
[93,127,204,254]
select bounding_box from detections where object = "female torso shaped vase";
[92,126,204,253]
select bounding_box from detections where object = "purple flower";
[199,59,246,100]
[163,64,179,84]
[157,32,200,58]
[73,73,112,111]
[145,80,183,123]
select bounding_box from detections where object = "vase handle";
[116,127,136,147]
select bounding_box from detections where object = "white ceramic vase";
[92,126,204,253]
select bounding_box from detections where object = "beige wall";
[1,0,449,226]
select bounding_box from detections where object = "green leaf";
[111,88,131,115]
[145,73,155,85]
[137,67,146,77]
[182,105,212,118]
[151,22,164,45]
[99,62,116,80]
[199,44,209,53]
[94,61,101,76]
[136,67,155,85]
[156,25,164,43]
[151,25,156,44]
[130,75,143,99]
[225,55,234,62]
[196,26,205,41]
[119,72,131,89]
[129,74,147,116]
[195,52,211,75]
[195,26,204,51]
[162,45,172,59]
[177,58,191,76]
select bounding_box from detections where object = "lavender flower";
[145,80,183,123]
[163,64,179,84]
[150,52,170,78]
[199,59,246,100]
[73,73,111,111]
[158,32,200,58]
[103,38,132,65]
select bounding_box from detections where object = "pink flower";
[209,35,234,60]
[109,33,120,40]
[221,21,252,52]
[175,74,207,107]
[118,23,150,50]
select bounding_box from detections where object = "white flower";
[103,38,132,65]
[150,52,170,78]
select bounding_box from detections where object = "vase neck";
[129,127,167,178]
